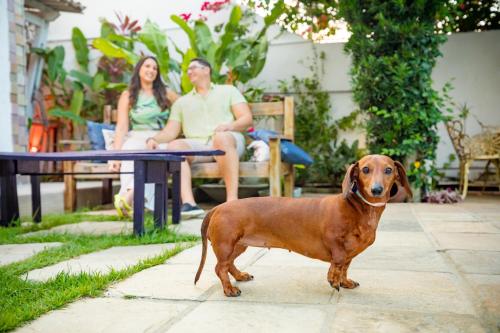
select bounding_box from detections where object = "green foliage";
[170,5,279,92]
[71,27,89,71]
[0,212,197,331]
[279,49,360,186]
[339,0,453,195]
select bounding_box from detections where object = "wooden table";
[0,149,223,235]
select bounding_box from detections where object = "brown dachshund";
[194,154,412,296]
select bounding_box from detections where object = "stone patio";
[9,196,500,332]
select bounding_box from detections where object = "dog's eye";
[385,167,393,175]
[362,167,369,174]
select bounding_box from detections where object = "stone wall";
[7,0,28,152]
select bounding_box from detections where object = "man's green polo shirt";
[169,84,247,142]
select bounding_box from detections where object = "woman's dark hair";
[128,56,171,110]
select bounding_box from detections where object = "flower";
[179,13,192,21]
[414,161,421,169]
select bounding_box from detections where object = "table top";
[0,149,224,162]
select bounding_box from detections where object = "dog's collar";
[355,189,386,207]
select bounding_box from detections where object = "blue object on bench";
[248,129,313,166]
[87,121,115,150]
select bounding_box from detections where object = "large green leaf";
[92,73,105,91]
[194,20,214,57]
[180,48,196,94]
[264,0,285,26]
[138,20,170,82]
[215,6,242,66]
[69,70,93,88]
[70,88,84,117]
[72,27,89,72]
[103,82,128,91]
[249,33,269,79]
[171,15,198,54]
[49,107,85,124]
[100,21,115,38]
[47,46,65,84]
[92,38,139,65]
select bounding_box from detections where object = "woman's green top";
[129,92,169,130]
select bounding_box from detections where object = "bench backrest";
[102,96,295,140]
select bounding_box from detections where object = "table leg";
[0,160,19,226]
[172,164,181,225]
[31,175,41,223]
[133,160,146,236]
[154,183,165,229]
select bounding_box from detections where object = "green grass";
[0,211,199,332]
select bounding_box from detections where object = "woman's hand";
[108,161,121,172]
[146,137,159,150]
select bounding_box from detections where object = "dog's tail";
[194,208,215,284]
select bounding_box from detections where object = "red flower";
[179,13,192,21]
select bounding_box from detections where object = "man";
[146,58,253,218]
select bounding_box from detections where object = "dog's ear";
[394,161,412,200]
[342,162,359,198]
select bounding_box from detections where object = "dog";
[194,154,412,296]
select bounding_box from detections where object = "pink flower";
[179,13,192,21]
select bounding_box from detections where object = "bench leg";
[101,179,113,205]
[284,164,294,197]
[63,161,77,212]
[133,160,146,235]
[31,175,42,223]
[154,183,165,229]
[172,163,181,224]
[0,161,19,226]
[269,138,282,197]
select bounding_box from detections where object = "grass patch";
[0,211,199,332]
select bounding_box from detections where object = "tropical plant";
[170,3,283,93]
[279,49,360,186]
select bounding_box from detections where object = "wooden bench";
[63,97,295,211]
[191,96,295,197]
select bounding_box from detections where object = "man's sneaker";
[181,203,205,219]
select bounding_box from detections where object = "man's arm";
[146,120,182,149]
[215,102,253,132]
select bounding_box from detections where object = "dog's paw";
[329,280,341,292]
[224,286,242,297]
[236,272,254,282]
[341,279,360,289]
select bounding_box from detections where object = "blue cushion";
[87,121,115,151]
[248,129,313,166]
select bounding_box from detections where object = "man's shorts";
[182,132,246,163]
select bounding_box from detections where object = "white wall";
[0,1,14,152]
[47,1,500,173]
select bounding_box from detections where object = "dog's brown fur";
[194,155,412,296]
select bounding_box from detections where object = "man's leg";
[212,132,239,202]
[167,139,196,205]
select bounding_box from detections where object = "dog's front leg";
[340,260,359,289]
[327,243,347,291]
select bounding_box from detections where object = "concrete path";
[15,198,500,332]
[24,243,189,282]
[22,221,133,237]
[0,243,62,266]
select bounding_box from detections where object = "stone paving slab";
[207,265,334,304]
[106,263,220,300]
[24,243,186,282]
[464,274,500,320]
[370,231,434,248]
[166,301,326,333]
[431,232,500,251]
[0,243,62,266]
[423,221,500,233]
[22,222,133,237]
[15,297,192,333]
[83,209,123,216]
[447,250,500,274]
[107,246,264,301]
[169,218,203,236]
[338,269,475,315]
[331,304,485,333]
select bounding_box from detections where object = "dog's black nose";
[371,184,383,196]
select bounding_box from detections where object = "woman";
[109,56,178,217]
